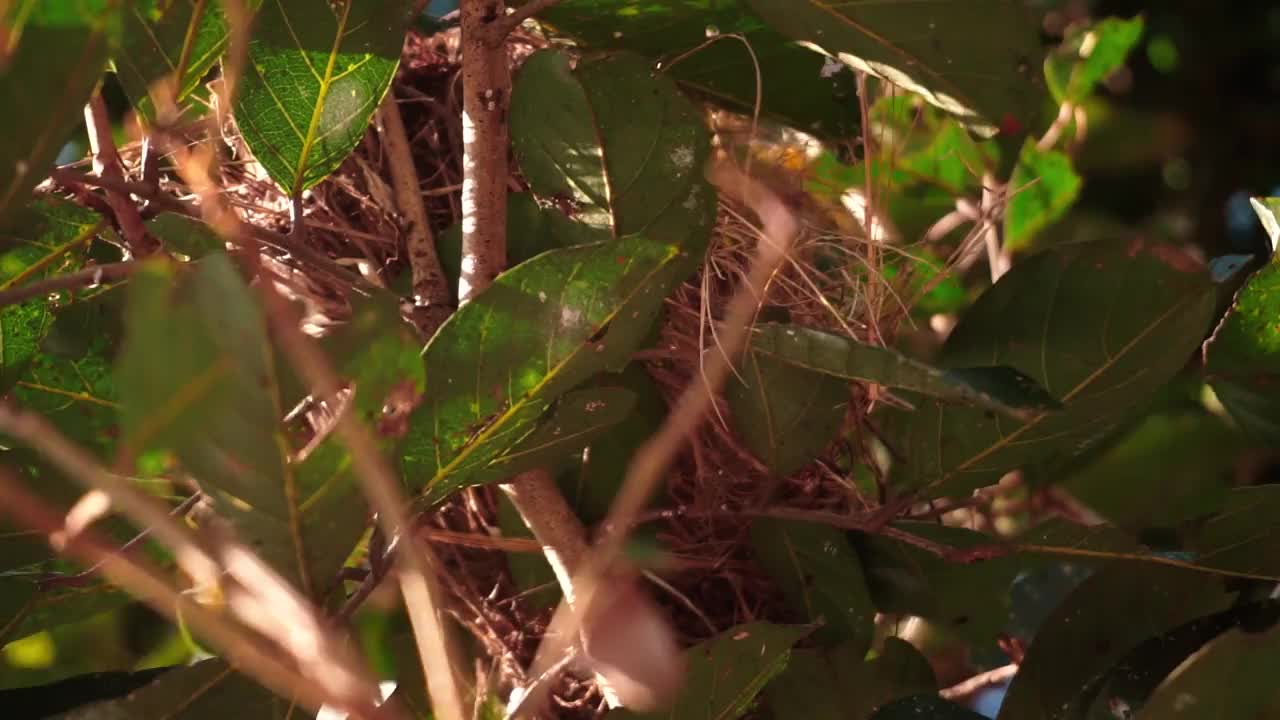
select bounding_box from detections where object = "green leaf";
[1060,412,1243,532]
[115,255,383,597]
[467,386,637,487]
[1250,197,1280,252]
[0,577,130,647]
[609,622,809,720]
[53,659,292,718]
[743,0,1045,132]
[233,0,412,193]
[1182,486,1280,579]
[888,241,1217,498]
[1205,200,1280,442]
[996,563,1235,720]
[726,350,847,476]
[1004,141,1083,253]
[1076,604,1263,720]
[1136,624,1280,719]
[511,51,711,236]
[872,696,988,719]
[402,192,715,503]
[115,0,230,121]
[750,324,1060,422]
[854,523,1025,642]
[525,0,861,139]
[431,193,611,302]
[1045,16,1145,105]
[767,638,936,720]
[0,7,115,228]
[0,199,105,393]
[750,519,874,651]
[557,365,666,525]
[145,213,226,260]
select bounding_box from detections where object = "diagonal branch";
[485,0,562,42]
[84,93,156,256]
[376,90,452,336]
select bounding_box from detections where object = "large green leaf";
[766,638,935,720]
[145,213,226,260]
[888,241,1217,498]
[1136,624,1280,719]
[402,231,709,504]
[750,324,1061,421]
[750,519,874,651]
[610,622,809,720]
[114,256,412,598]
[726,351,847,476]
[996,563,1235,720]
[1204,198,1280,443]
[510,51,711,236]
[0,199,105,393]
[1004,141,1083,253]
[53,659,292,718]
[0,5,115,228]
[1044,16,1145,105]
[524,0,860,138]
[115,0,229,120]
[1074,603,1272,720]
[233,0,412,194]
[743,0,1045,131]
[854,523,1026,642]
[1059,412,1243,532]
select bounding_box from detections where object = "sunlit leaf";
[115,0,230,121]
[523,0,860,138]
[1204,201,1280,443]
[888,241,1216,498]
[233,0,413,193]
[726,350,847,476]
[751,324,1059,421]
[744,0,1045,132]
[1045,16,1145,105]
[0,199,105,393]
[0,6,116,227]
[610,622,809,720]
[1004,141,1083,253]
[402,230,710,504]
[751,519,874,650]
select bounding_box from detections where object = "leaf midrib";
[423,244,679,492]
[931,288,1208,488]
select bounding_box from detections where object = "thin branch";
[0,261,139,308]
[0,469,385,719]
[84,94,156,256]
[487,0,562,42]
[376,90,452,336]
[525,159,801,712]
[0,402,222,590]
[47,168,368,289]
[939,663,1019,702]
[261,289,469,720]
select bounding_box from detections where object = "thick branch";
[0,261,139,308]
[486,0,562,41]
[458,0,621,707]
[84,94,156,256]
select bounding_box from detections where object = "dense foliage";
[1,1,1279,719]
